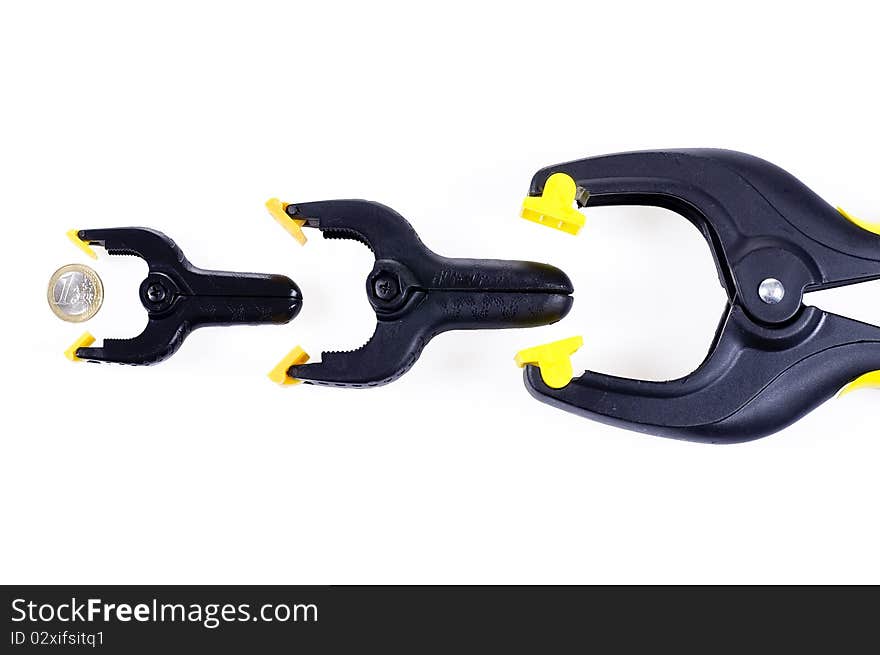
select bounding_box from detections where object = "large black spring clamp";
[515,149,880,443]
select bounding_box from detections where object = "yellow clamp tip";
[515,336,584,389]
[66,229,97,259]
[839,371,880,398]
[266,198,307,245]
[837,207,880,237]
[268,345,310,386]
[521,173,586,236]
[64,332,96,362]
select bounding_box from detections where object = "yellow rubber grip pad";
[266,198,308,245]
[64,331,96,361]
[839,370,880,397]
[268,345,310,385]
[66,229,97,259]
[838,207,880,237]
[521,173,586,236]
[515,336,584,389]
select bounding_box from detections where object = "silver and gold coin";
[47,264,104,322]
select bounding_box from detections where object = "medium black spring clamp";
[64,227,301,365]
[264,198,573,386]
[515,149,880,443]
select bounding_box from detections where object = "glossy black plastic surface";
[74,227,301,365]
[282,200,573,386]
[522,150,880,442]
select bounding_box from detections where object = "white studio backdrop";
[1,1,878,584]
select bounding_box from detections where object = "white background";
[2,1,878,584]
